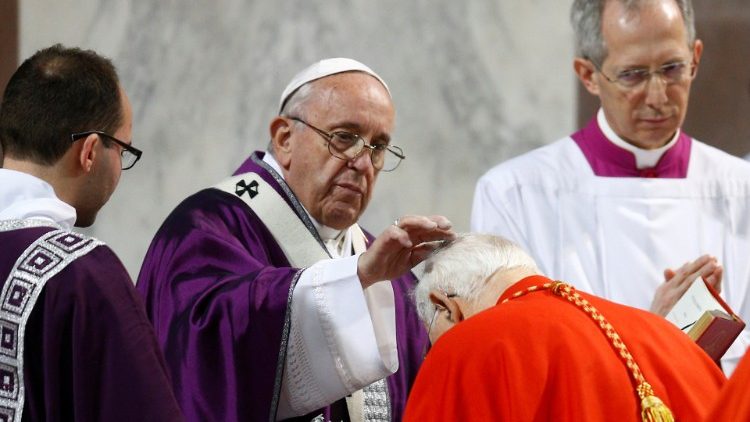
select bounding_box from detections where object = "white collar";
[0,169,77,229]
[262,152,346,242]
[597,108,680,169]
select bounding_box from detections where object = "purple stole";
[571,116,692,178]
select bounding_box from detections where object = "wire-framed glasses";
[427,290,458,339]
[288,116,405,172]
[71,130,142,170]
[588,57,696,90]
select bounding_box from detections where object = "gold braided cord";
[501,281,674,422]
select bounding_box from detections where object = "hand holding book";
[665,278,744,362]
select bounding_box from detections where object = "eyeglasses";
[589,58,696,90]
[288,116,405,172]
[71,131,142,170]
[428,305,446,336]
[427,291,457,339]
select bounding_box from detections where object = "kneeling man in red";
[404,234,725,422]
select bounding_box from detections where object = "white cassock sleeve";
[276,253,398,420]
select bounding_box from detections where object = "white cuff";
[277,254,397,419]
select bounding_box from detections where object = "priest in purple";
[137,58,455,421]
[472,0,750,373]
[0,45,183,420]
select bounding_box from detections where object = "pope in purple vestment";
[137,152,430,421]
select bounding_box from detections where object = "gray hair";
[571,0,696,64]
[413,234,539,324]
[267,82,317,154]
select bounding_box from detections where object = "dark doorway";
[0,0,18,99]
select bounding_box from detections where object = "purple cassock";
[0,222,183,421]
[137,152,429,422]
[571,116,692,178]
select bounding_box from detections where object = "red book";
[665,278,745,362]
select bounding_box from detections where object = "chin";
[639,132,677,149]
[324,209,362,230]
[73,219,95,228]
[326,218,357,231]
[73,212,97,228]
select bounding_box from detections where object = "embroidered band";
[0,227,102,421]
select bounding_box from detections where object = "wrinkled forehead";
[282,70,391,112]
[300,72,395,124]
[308,71,391,101]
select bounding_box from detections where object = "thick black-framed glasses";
[588,57,696,90]
[70,131,142,170]
[288,116,405,172]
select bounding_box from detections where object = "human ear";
[429,290,465,323]
[574,57,601,96]
[77,133,99,173]
[691,39,704,79]
[269,116,293,168]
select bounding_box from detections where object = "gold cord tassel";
[505,283,676,422]
[638,383,674,422]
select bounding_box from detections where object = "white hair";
[413,233,540,324]
[279,81,316,119]
[268,81,317,154]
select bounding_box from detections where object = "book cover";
[689,310,745,362]
[665,278,745,361]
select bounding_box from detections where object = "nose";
[643,75,668,108]
[347,148,376,172]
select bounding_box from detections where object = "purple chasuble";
[137,151,429,422]
[0,224,183,421]
[571,116,692,178]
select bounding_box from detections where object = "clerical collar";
[261,152,344,242]
[597,109,680,169]
[570,111,692,178]
[0,168,77,229]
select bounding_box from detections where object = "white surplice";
[472,134,750,373]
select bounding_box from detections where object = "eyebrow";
[329,120,392,144]
[616,57,688,70]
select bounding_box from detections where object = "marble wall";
[20,0,576,277]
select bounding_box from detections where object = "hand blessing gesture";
[357,215,456,288]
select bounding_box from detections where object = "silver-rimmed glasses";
[71,131,142,170]
[288,116,405,172]
[588,57,696,90]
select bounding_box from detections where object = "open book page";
[664,278,745,362]
[665,278,729,332]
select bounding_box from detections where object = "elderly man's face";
[280,72,395,229]
[592,0,702,149]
